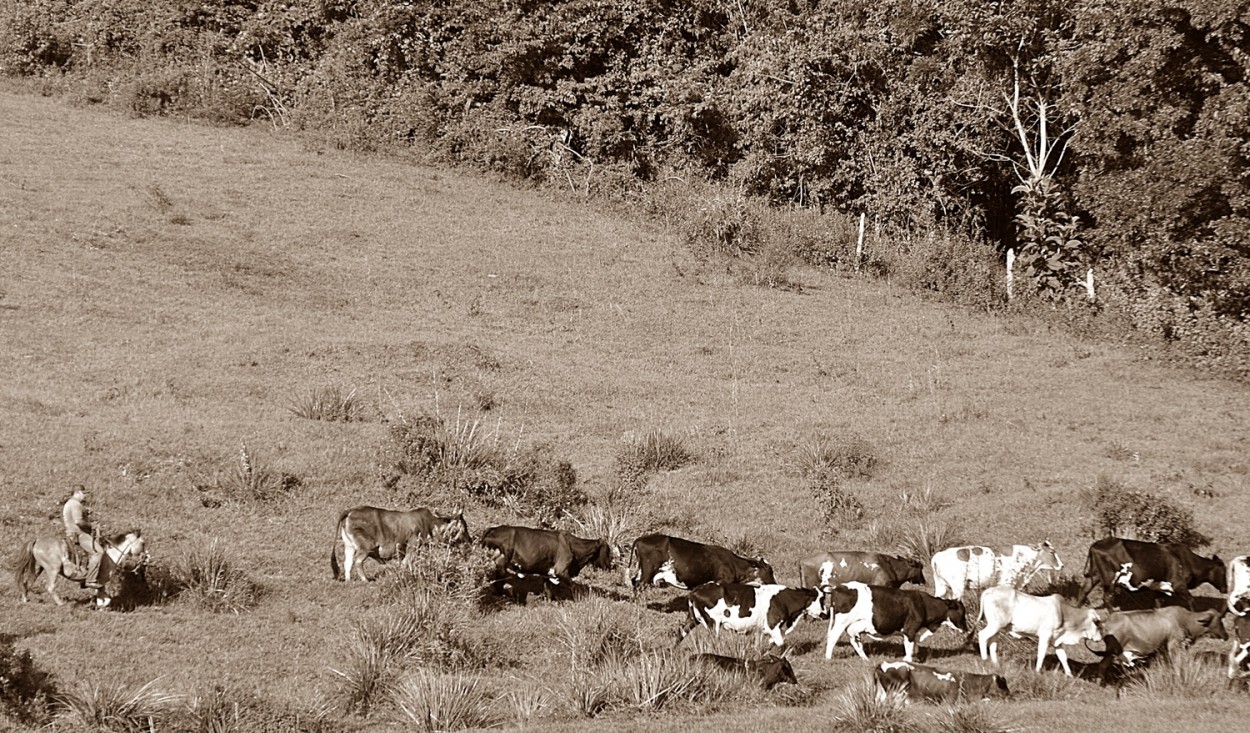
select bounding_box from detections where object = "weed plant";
[896,519,963,567]
[1124,645,1228,699]
[393,670,497,732]
[829,677,918,733]
[927,703,1011,733]
[54,678,179,732]
[0,637,56,726]
[196,445,301,507]
[174,541,261,614]
[287,385,366,422]
[614,429,695,491]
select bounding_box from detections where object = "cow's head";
[942,599,969,632]
[894,556,926,586]
[1203,554,1229,593]
[987,674,1010,699]
[803,586,828,620]
[1034,540,1063,572]
[1191,609,1228,641]
[435,510,471,545]
[751,557,777,585]
[754,653,798,689]
[1058,605,1104,646]
[593,540,614,571]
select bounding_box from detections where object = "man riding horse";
[62,486,105,590]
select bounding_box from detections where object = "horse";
[13,530,147,608]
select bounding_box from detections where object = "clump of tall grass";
[996,660,1089,701]
[287,385,366,422]
[796,434,878,481]
[383,542,496,608]
[611,650,730,711]
[556,598,646,671]
[896,518,962,566]
[502,685,549,729]
[614,429,695,491]
[181,684,336,733]
[196,444,301,506]
[1124,645,1228,699]
[927,703,1011,733]
[394,670,498,732]
[829,677,918,733]
[54,678,180,732]
[173,540,261,614]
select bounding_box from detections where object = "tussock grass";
[927,703,1012,733]
[996,660,1090,701]
[795,434,878,480]
[556,598,646,671]
[1124,645,1228,699]
[830,677,918,733]
[615,429,695,490]
[54,678,179,732]
[570,499,639,562]
[173,540,261,614]
[387,542,496,608]
[287,385,367,422]
[196,444,302,506]
[393,670,498,732]
[611,649,729,711]
[897,518,963,565]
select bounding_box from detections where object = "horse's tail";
[13,540,38,596]
[330,510,350,581]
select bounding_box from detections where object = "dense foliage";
[3,0,1247,372]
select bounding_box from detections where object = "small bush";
[1085,476,1211,546]
[196,444,302,506]
[896,519,962,566]
[997,661,1089,701]
[288,385,366,422]
[0,637,57,726]
[394,670,498,732]
[173,541,261,614]
[388,543,496,609]
[808,473,865,530]
[681,191,764,260]
[829,677,918,733]
[54,678,179,732]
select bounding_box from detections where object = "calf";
[484,572,584,606]
[330,505,470,581]
[874,661,1009,703]
[694,653,798,690]
[978,586,1103,676]
[1094,606,1227,685]
[798,551,925,592]
[680,582,824,647]
[481,525,612,583]
[1228,555,1250,616]
[824,582,967,662]
[1078,537,1225,609]
[629,534,775,591]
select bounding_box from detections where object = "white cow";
[931,542,1062,600]
[1227,555,1250,616]
[977,586,1102,676]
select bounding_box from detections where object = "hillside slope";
[2,91,1248,731]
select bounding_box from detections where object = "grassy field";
[2,87,1250,732]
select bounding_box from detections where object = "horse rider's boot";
[84,550,104,590]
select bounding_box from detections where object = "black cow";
[824,582,968,662]
[798,551,925,592]
[679,582,824,646]
[484,571,584,606]
[628,534,776,591]
[1078,537,1226,609]
[694,653,798,690]
[330,505,470,581]
[480,525,612,583]
[874,661,1009,703]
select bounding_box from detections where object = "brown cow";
[330,505,469,581]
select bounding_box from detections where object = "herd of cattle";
[330,505,1250,700]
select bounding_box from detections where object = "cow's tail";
[330,510,350,581]
[13,540,37,597]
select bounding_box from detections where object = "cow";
[930,542,1062,600]
[824,582,968,662]
[1228,555,1250,616]
[1077,537,1226,609]
[874,661,1009,703]
[628,534,776,592]
[483,571,584,606]
[679,582,824,647]
[977,585,1103,676]
[330,505,470,581]
[1091,606,1227,685]
[480,525,612,584]
[694,653,798,690]
[1230,614,1250,684]
[798,551,926,592]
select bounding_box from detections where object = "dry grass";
[4,88,1250,732]
[53,678,180,732]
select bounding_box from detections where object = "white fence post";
[1085,268,1095,302]
[856,212,865,270]
[1006,248,1015,301]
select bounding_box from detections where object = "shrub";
[681,191,765,261]
[394,670,497,732]
[1084,476,1211,546]
[896,519,962,566]
[829,677,918,733]
[173,541,261,614]
[288,385,367,422]
[808,473,866,530]
[0,637,56,726]
[54,678,179,732]
[1124,645,1227,699]
[388,543,497,609]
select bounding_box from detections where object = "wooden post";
[1006,248,1015,301]
[855,213,865,271]
[1085,268,1095,302]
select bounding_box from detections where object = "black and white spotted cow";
[1228,555,1250,617]
[628,534,776,591]
[679,582,824,647]
[1229,614,1250,685]
[824,582,968,662]
[1077,537,1225,609]
[874,661,1009,703]
[798,551,925,591]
